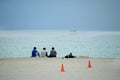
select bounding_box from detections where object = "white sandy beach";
[0,57,120,80]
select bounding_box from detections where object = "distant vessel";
[71,30,76,32]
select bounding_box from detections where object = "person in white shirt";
[40,47,48,57]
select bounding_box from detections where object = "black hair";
[33,47,37,49]
[43,47,46,50]
[52,47,54,50]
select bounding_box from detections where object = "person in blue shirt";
[31,47,40,57]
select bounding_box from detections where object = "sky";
[0,0,120,30]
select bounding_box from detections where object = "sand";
[0,57,120,80]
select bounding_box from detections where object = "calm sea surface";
[0,30,120,58]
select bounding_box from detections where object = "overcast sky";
[0,0,120,30]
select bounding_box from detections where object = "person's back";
[32,47,40,57]
[49,47,57,57]
[40,48,48,57]
[32,49,37,57]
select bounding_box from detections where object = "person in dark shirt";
[48,47,57,57]
[31,47,40,57]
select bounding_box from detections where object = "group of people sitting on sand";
[31,47,76,58]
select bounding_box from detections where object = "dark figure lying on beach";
[65,53,76,58]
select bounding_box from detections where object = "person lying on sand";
[65,53,76,58]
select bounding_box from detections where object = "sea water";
[0,30,120,58]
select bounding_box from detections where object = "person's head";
[70,53,72,55]
[52,47,54,50]
[43,47,46,50]
[33,47,37,50]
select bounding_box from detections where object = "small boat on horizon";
[71,30,76,32]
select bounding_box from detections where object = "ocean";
[0,30,120,58]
